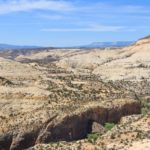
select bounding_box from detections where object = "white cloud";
[0,0,149,16]
[0,0,73,14]
[41,25,124,32]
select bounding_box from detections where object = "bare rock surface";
[91,122,106,134]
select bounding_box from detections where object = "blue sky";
[0,0,150,47]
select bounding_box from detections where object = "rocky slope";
[0,58,143,150]
[56,36,150,80]
[0,36,150,150]
[2,36,150,81]
[29,115,150,150]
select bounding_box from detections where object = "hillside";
[7,36,150,81]
[0,36,149,150]
[56,36,150,80]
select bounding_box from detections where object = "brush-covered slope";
[0,36,150,150]
[54,36,150,80]
[0,57,143,150]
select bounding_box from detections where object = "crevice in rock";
[36,101,141,144]
[87,119,94,135]
[0,133,13,150]
[0,100,141,150]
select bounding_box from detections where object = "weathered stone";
[91,122,106,134]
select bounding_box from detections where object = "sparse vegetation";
[87,133,100,143]
[104,123,116,130]
[1,39,150,150]
[141,108,150,115]
[138,96,150,115]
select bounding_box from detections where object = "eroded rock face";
[0,133,12,150]
[10,130,39,150]
[0,100,141,150]
[29,115,149,150]
[36,101,140,144]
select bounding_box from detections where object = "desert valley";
[0,35,149,150]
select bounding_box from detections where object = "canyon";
[0,36,150,150]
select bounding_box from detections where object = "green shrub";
[87,133,99,143]
[141,108,150,115]
[104,122,115,130]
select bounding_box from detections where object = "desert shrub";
[141,108,150,115]
[139,98,150,115]
[87,133,100,143]
[104,123,115,130]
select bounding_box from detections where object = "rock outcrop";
[0,76,13,86]
[29,115,150,150]
[36,100,140,144]
[0,99,140,150]
[91,122,106,133]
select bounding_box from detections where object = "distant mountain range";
[0,41,134,50]
[79,41,134,48]
[0,44,42,50]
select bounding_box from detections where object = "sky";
[0,0,150,47]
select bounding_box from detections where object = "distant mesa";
[79,41,134,48]
[1,36,150,50]
[0,44,43,50]
[0,41,135,50]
